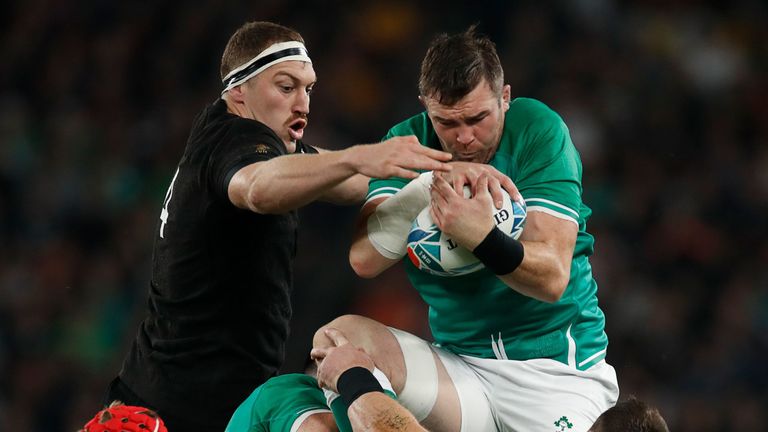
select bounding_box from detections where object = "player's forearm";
[320,174,370,204]
[240,150,359,213]
[498,240,570,303]
[349,235,399,278]
[311,147,369,204]
[352,172,432,275]
[349,207,400,278]
[348,393,427,432]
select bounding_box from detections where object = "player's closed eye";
[466,115,487,125]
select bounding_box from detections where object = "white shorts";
[389,328,619,432]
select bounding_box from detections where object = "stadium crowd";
[0,1,766,430]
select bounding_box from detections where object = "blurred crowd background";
[1,0,767,430]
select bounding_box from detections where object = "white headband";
[221,41,312,93]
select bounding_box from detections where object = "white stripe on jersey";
[491,334,503,360]
[290,409,332,432]
[526,206,579,226]
[525,198,579,217]
[363,192,396,206]
[579,348,607,368]
[498,333,509,360]
[566,324,577,368]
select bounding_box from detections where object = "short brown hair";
[419,25,504,105]
[589,397,669,432]
[220,21,304,80]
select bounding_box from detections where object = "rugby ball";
[406,189,526,277]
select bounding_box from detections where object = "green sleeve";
[225,375,330,432]
[515,108,583,225]
[365,123,414,202]
[366,176,409,203]
[225,386,266,432]
[366,112,438,203]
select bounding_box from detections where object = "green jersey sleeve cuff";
[290,408,333,432]
[524,198,579,225]
[365,186,403,204]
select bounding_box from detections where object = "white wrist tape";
[367,172,433,259]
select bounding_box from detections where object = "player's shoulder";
[385,111,442,151]
[194,99,283,149]
[503,98,573,163]
[261,373,318,391]
[242,374,319,411]
[505,97,569,151]
[507,97,564,126]
[231,116,284,148]
[386,112,432,141]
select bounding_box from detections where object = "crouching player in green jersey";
[225,373,335,432]
[315,26,619,432]
[226,328,424,432]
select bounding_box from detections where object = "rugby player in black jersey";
[105,21,452,432]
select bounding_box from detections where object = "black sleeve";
[210,123,285,201]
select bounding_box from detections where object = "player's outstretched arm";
[316,136,453,204]
[228,136,451,214]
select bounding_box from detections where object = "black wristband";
[337,367,384,407]
[472,226,525,275]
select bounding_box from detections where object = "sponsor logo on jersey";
[254,144,271,154]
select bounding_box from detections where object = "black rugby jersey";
[119,99,316,430]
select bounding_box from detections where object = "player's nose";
[456,126,474,147]
[293,91,310,115]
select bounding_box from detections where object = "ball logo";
[494,209,509,225]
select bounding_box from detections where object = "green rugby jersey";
[225,374,330,432]
[367,98,608,370]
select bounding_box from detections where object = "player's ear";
[418,95,426,108]
[502,85,511,111]
[227,85,247,103]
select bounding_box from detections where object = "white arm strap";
[367,172,433,259]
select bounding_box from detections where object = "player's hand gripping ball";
[406,188,526,277]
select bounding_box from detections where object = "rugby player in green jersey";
[315,26,619,432]
[226,328,425,432]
